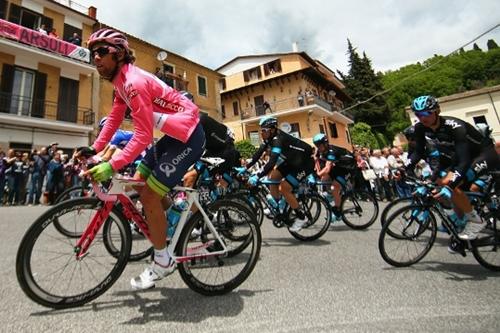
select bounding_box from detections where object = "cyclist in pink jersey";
[78,28,205,289]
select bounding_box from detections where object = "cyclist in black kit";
[238,116,314,232]
[312,133,356,221]
[407,95,499,240]
[180,92,241,188]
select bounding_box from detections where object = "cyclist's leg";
[269,168,282,201]
[132,124,205,289]
[459,147,499,239]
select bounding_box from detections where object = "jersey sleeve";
[109,81,154,171]
[92,93,127,153]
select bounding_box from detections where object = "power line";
[340,22,500,114]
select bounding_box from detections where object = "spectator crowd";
[0,143,81,206]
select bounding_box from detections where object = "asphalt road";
[1,203,500,333]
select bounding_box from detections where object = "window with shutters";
[197,75,207,97]
[0,65,46,117]
[0,0,7,20]
[243,66,262,82]
[57,77,79,123]
[329,122,338,138]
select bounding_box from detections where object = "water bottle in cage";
[166,194,188,238]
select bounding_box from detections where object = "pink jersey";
[93,63,200,171]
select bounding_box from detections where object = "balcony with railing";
[0,92,94,127]
[238,95,354,124]
[0,18,91,64]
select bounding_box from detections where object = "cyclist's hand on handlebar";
[433,185,453,200]
[248,174,259,186]
[234,167,247,175]
[76,146,96,159]
[414,186,428,196]
[83,161,115,182]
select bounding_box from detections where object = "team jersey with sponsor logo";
[410,116,491,187]
[93,63,200,171]
[248,129,313,178]
[315,144,355,169]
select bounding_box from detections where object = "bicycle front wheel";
[16,198,132,309]
[472,223,500,271]
[176,199,261,296]
[378,204,437,267]
[341,190,379,230]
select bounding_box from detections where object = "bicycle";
[237,172,331,241]
[316,173,379,230]
[16,162,262,309]
[378,178,500,271]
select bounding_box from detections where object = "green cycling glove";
[89,162,114,182]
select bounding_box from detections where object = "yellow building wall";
[43,8,64,37]
[222,54,312,92]
[38,63,60,120]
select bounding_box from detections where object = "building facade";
[0,0,98,153]
[406,85,500,142]
[217,52,353,149]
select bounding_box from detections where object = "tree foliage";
[234,139,257,159]
[378,41,500,139]
[337,40,390,131]
[350,122,380,149]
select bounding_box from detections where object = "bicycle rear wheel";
[289,193,331,241]
[176,199,261,295]
[341,190,379,229]
[378,204,437,267]
[103,192,153,262]
[53,186,94,238]
[16,198,131,309]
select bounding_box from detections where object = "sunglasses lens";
[92,47,110,57]
[416,111,431,117]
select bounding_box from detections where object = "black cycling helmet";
[179,90,194,102]
[403,125,416,140]
[259,116,278,128]
[98,116,107,129]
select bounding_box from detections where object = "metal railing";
[0,92,94,125]
[239,95,353,120]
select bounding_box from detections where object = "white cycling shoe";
[130,260,176,290]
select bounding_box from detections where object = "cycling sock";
[154,247,171,266]
[294,209,305,219]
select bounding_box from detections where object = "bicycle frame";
[74,175,228,263]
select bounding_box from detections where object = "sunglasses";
[91,45,117,58]
[414,111,433,118]
[260,128,272,133]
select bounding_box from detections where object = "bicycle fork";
[74,201,115,259]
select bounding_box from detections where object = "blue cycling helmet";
[312,133,328,146]
[98,116,107,129]
[259,116,278,128]
[411,95,439,113]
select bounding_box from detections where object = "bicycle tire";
[380,197,413,227]
[341,190,379,230]
[16,198,132,309]
[103,192,153,262]
[54,185,92,204]
[289,193,331,241]
[471,226,500,271]
[176,199,261,296]
[53,186,94,238]
[378,204,437,267]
